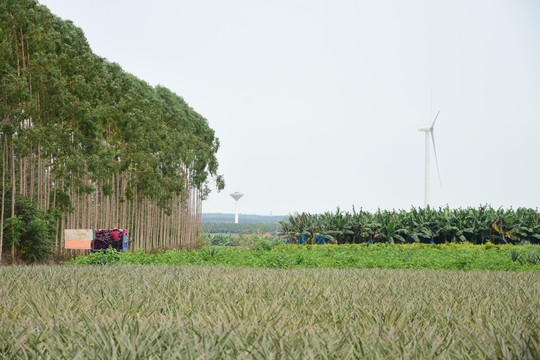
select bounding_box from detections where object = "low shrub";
[1,191,61,263]
[510,247,540,265]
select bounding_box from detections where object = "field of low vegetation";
[1,266,538,359]
[68,243,540,272]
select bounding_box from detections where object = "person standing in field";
[110,229,121,250]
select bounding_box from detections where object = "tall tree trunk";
[179,192,183,247]
[159,207,164,248]
[18,144,23,195]
[94,183,99,229]
[52,172,58,251]
[99,183,103,229]
[37,149,40,207]
[11,140,16,263]
[122,176,127,230]
[29,145,34,201]
[0,139,6,262]
[196,189,202,243]
[116,173,120,228]
[144,198,149,251]
[20,28,26,73]
[133,186,138,250]
[23,148,27,197]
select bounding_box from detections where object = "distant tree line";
[0,0,223,262]
[202,213,288,224]
[203,222,281,235]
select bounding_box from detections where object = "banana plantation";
[280,207,540,245]
[0,1,223,262]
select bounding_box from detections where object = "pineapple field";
[1,265,538,359]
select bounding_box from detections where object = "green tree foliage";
[0,0,223,261]
[1,190,60,262]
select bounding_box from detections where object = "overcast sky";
[41,0,540,215]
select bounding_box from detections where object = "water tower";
[230,192,244,224]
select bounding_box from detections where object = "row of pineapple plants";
[280,206,540,245]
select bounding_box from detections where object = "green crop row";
[1,266,538,359]
[281,206,540,245]
[67,244,540,271]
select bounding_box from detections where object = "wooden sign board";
[65,229,93,249]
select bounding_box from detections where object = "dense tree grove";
[0,0,224,261]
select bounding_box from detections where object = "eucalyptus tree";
[1,0,224,260]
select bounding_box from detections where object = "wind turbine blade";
[431,129,442,186]
[431,110,440,128]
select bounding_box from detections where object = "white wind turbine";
[418,111,441,207]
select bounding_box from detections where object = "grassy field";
[1,265,539,359]
[68,243,540,272]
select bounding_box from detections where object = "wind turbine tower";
[230,192,244,224]
[418,111,441,208]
